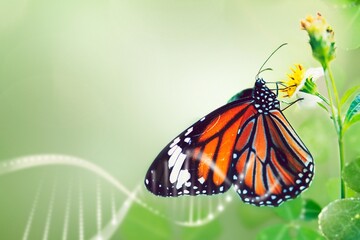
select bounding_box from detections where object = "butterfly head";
[253,78,280,114]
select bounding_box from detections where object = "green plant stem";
[322,66,338,132]
[315,92,330,106]
[323,62,345,199]
[338,128,345,199]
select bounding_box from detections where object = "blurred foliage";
[180,221,222,240]
[236,203,275,228]
[255,197,325,239]
[256,224,325,240]
[343,158,360,192]
[326,178,342,201]
[301,199,322,221]
[118,204,173,240]
[273,197,302,221]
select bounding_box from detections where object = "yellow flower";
[282,64,327,108]
[281,64,305,97]
[301,13,335,65]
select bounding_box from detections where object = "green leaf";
[346,185,360,198]
[344,114,360,132]
[256,224,325,240]
[343,158,360,193]
[273,197,302,220]
[340,85,360,106]
[317,102,329,113]
[344,94,360,125]
[319,198,360,240]
[301,199,322,221]
[227,89,253,103]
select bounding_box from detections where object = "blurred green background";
[0,0,359,239]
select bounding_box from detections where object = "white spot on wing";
[168,145,178,156]
[170,153,187,184]
[198,177,205,184]
[185,127,193,136]
[170,137,180,148]
[168,147,182,169]
[176,170,191,189]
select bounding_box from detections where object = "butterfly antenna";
[255,43,288,80]
[257,67,273,75]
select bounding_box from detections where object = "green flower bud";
[301,13,336,66]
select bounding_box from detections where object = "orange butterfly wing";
[145,78,314,207]
[232,109,314,206]
[144,99,256,197]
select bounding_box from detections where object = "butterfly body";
[145,79,313,207]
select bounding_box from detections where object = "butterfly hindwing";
[232,109,314,206]
[145,98,254,197]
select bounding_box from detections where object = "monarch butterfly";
[144,47,314,207]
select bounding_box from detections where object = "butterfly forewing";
[144,98,253,197]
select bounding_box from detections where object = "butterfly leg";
[265,82,288,96]
[280,98,304,111]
